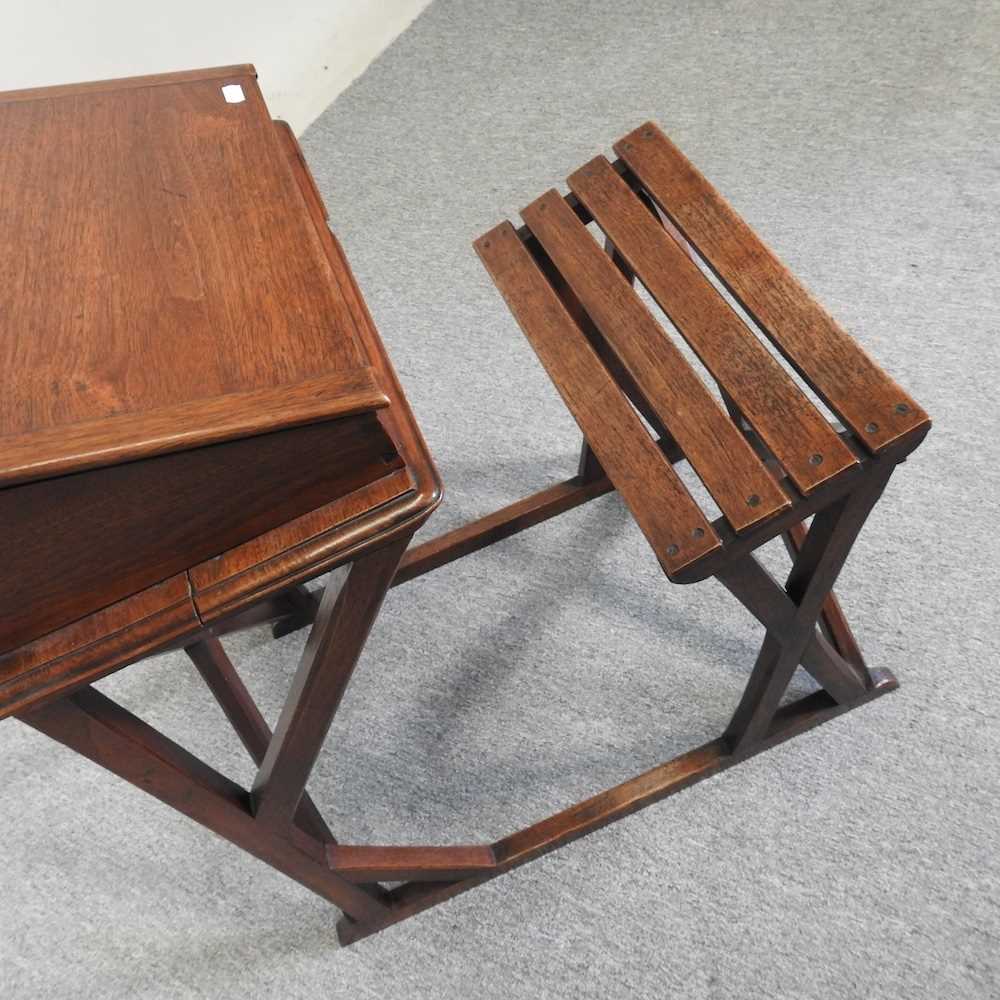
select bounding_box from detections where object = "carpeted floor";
[2,1,998,997]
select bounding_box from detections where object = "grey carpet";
[2,1,998,997]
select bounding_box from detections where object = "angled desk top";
[0,66,441,718]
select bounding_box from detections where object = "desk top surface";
[0,65,384,485]
[0,67,442,719]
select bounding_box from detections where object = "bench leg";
[716,387,873,692]
[715,555,871,705]
[721,463,894,751]
[781,522,868,672]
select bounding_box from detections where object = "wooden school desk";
[1,68,930,947]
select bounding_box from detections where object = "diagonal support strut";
[722,464,896,751]
[251,538,408,833]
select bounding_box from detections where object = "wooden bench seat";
[321,119,930,945]
[475,121,929,580]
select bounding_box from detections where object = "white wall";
[1,0,432,133]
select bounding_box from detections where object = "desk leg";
[20,685,390,924]
[185,635,337,844]
[721,464,894,751]
[251,537,408,833]
[19,536,411,930]
[271,585,322,639]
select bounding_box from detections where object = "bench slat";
[568,156,857,493]
[615,122,930,452]
[475,221,720,576]
[521,191,788,531]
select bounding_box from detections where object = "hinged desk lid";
[0,65,386,486]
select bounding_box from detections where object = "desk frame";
[17,417,921,946]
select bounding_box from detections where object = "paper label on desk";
[222,84,246,104]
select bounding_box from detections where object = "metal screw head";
[482,240,491,248]
[643,129,654,138]
[809,453,823,465]
[666,544,680,557]
[747,494,761,508]
[865,422,879,434]
[692,527,705,539]
[623,142,633,151]
[895,402,911,414]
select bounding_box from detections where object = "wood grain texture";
[475,221,719,575]
[183,118,444,625]
[615,122,931,452]
[0,575,198,719]
[190,468,415,622]
[0,369,388,487]
[0,415,401,655]
[525,232,675,445]
[568,157,858,493]
[328,844,497,883]
[522,190,788,530]
[0,65,256,104]
[0,77,442,704]
[0,67,377,472]
[277,119,443,528]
